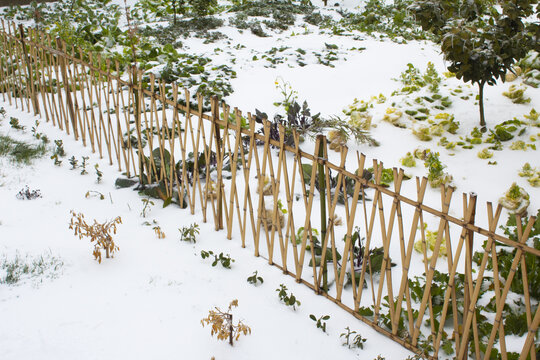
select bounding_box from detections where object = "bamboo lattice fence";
[0,22,539,360]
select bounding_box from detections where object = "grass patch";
[0,134,47,164]
[0,251,64,285]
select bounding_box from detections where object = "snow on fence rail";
[0,21,538,360]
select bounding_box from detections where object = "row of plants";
[132,0,431,44]
[250,43,350,68]
[6,114,106,183]
[4,114,103,187]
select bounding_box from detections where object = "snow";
[0,105,411,359]
[0,0,539,359]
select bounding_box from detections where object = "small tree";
[169,0,187,25]
[410,0,539,130]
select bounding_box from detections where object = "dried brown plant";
[201,300,251,346]
[69,210,122,263]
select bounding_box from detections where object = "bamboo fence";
[0,22,538,360]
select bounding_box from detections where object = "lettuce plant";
[498,183,530,215]
[423,151,452,188]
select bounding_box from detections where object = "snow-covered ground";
[0,104,412,359]
[0,0,539,359]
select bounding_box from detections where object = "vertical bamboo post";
[131,65,144,184]
[316,134,328,292]
[295,136,322,285]
[463,192,477,359]
[211,95,224,230]
[227,108,243,240]
[241,112,257,248]
[195,94,208,222]
[18,24,39,116]
[55,37,77,140]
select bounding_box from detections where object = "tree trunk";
[478,81,486,132]
[172,0,177,25]
[228,314,233,346]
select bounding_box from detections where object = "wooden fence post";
[55,37,78,140]
[18,24,39,116]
